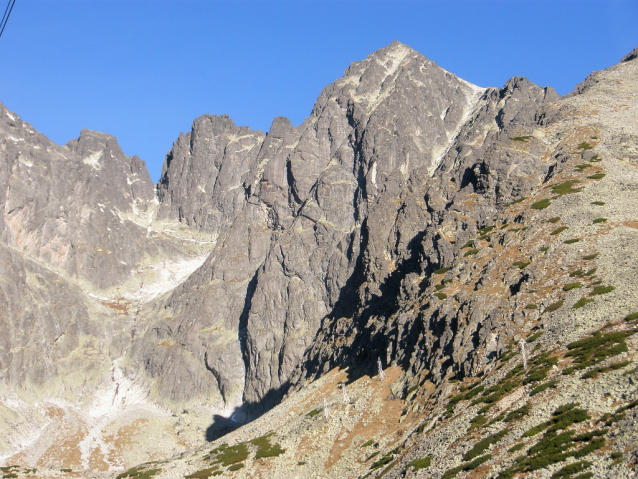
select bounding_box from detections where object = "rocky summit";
[0,42,637,479]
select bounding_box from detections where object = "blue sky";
[1,0,637,182]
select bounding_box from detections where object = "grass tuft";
[590,285,614,295]
[545,301,564,313]
[551,180,582,196]
[406,456,432,471]
[531,199,551,210]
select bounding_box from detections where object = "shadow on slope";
[205,381,291,442]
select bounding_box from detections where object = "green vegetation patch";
[565,328,636,372]
[541,246,550,252]
[564,238,581,244]
[530,380,559,396]
[590,154,601,162]
[464,248,479,257]
[551,461,592,478]
[564,282,583,292]
[551,226,569,235]
[525,303,537,310]
[251,433,286,459]
[591,201,605,205]
[116,467,161,479]
[590,285,614,295]
[512,261,530,269]
[545,300,564,313]
[470,414,488,429]
[370,448,399,471]
[510,136,532,142]
[443,454,492,479]
[227,463,244,471]
[601,398,638,426]
[446,384,485,416]
[583,253,598,260]
[472,379,517,405]
[587,173,606,180]
[504,196,527,207]
[573,297,594,309]
[499,404,605,478]
[434,267,449,274]
[548,216,561,223]
[185,467,220,479]
[461,240,474,248]
[551,180,582,196]
[211,442,249,467]
[575,163,592,172]
[361,439,375,448]
[406,456,432,471]
[577,142,593,150]
[592,217,607,224]
[527,331,543,342]
[434,292,447,300]
[625,312,638,322]
[508,443,525,453]
[464,431,507,461]
[306,408,322,417]
[581,360,631,379]
[504,404,530,422]
[531,199,551,210]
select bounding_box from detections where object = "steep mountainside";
[0,43,637,479]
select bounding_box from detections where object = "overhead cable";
[0,0,17,39]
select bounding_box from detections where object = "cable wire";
[0,0,17,39]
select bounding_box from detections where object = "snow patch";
[122,252,210,303]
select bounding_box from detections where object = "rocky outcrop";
[0,105,160,290]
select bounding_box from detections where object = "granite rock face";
[0,107,160,290]
[131,41,497,414]
[2,42,637,476]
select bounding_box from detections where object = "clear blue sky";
[1,0,637,182]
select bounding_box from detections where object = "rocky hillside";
[0,43,637,479]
